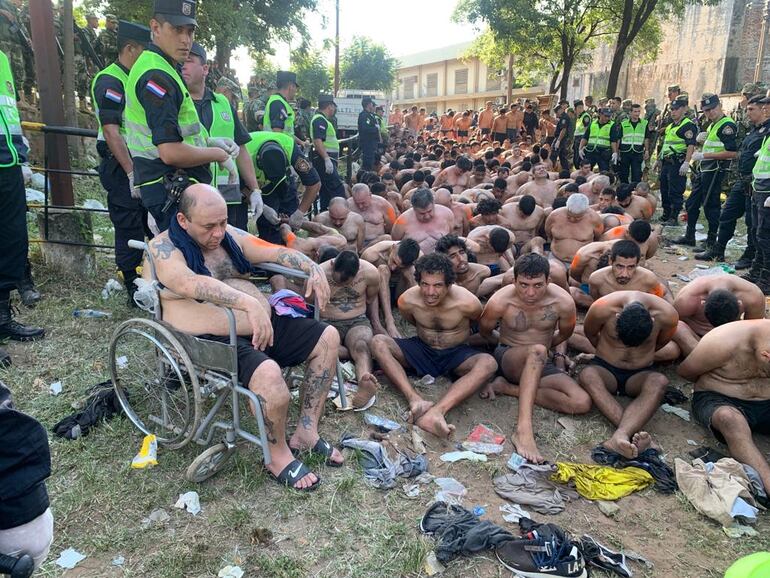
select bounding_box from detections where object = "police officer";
[311,94,345,211]
[125,0,237,232]
[750,95,770,293]
[655,84,681,157]
[0,49,44,363]
[656,96,696,226]
[264,70,305,147]
[358,96,381,171]
[578,107,618,171]
[572,100,590,168]
[696,95,769,265]
[551,100,570,170]
[182,42,261,230]
[617,103,650,184]
[92,21,151,305]
[244,131,321,244]
[676,94,737,249]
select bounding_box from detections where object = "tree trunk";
[61,0,80,157]
[605,42,629,98]
[548,68,560,94]
[559,59,572,100]
[215,42,232,70]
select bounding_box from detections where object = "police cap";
[258,142,289,182]
[117,21,151,47]
[318,94,336,107]
[598,107,612,116]
[573,99,583,107]
[757,95,770,105]
[276,70,299,88]
[748,95,766,105]
[153,0,197,27]
[700,92,720,111]
[666,84,680,93]
[670,97,688,110]
[189,42,206,62]
[362,96,376,107]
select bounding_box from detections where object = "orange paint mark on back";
[386,206,396,223]
[651,284,665,298]
[285,232,297,248]
[570,254,581,270]
[248,236,281,249]
[395,215,407,225]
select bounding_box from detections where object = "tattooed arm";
[231,226,331,309]
[148,233,274,350]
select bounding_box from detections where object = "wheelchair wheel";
[110,318,201,450]
[185,443,236,483]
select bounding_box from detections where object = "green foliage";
[291,48,332,104]
[340,36,397,92]
[81,0,318,65]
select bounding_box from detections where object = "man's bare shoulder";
[360,259,380,277]
[435,204,454,218]
[314,211,331,224]
[349,211,365,225]
[449,284,481,308]
[148,233,181,262]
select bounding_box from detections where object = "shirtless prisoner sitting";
[578,292,679,458]
[588,240,671,304]
[361,239,420,338]
[671,275,765,358]
[391,188,455,254]
[347,183,396,247]
[313,197,365,253]
[370,253,498,437]
[469,198,512,230]
[146,184,341,491]
[435,187,471,237]
[545,193,603,268]
[479,254,591,462]
[500,194,546,256]
[279,221,347,260]
[600,220,658,260]
[616,184,653,220]
[513,163,557,207]
[319,250,380,409]
[435,235,498,298]
[433,155,473,194]
[678,319,770,495]
[466,225,515,276]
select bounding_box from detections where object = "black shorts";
[457,130,469,137]
[494,345,563,378]
[692,390,770,443]
[198,313,328,385]
[494,132,507,143]
[589,356,654,396]
[395,336,484,377]
[480,128,491,135]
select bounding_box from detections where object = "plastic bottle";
[73,309,112,318]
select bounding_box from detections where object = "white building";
[391,42,545,114]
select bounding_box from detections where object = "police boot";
[695,232,717,252]
[0,299,44,341]
[659,207,671,223]
[673,228,696,246]
[0,552,34,578]
[17,264,41,308]
[122,269,139,308]
[740,254,763,283]
[663,207,680,227]
[734,248,755,270]
[694,243,725,261]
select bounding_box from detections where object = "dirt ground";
[4,197,769,577]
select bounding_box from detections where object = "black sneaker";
[734,256,754,270]
[0,317,44,341]
[496,538,587,578]
[17,284,41,307]
[694,247,724,261]
[672,235,695,246]
[0,552,34,578]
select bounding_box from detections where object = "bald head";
[328,197,350,227]
[435,188,452,207]
[179,183,226,220]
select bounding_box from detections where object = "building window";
[403,75,417,99]
[455,68,468,94]
[486,71,501,91]
[426,73,438,97]
[572,75,580,88]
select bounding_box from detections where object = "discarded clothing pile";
[592,445,677,494]
[661,385,688,406]
[552,462,654,501]
[267,289,314,318]
[340,436,426,489]
[493,463,578,514]
[53,381,123,440]
[675,458,763,527]
[579,534,653,577]
[419,501,514,563]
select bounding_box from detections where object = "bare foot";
[415,408,456,438]
[602,433,638,459]
[479,376,519,400]
[512,430,544,463]
[289,435,345,466]
[632,431,656,452]
[352,373,379,408]
[407,399,434,424]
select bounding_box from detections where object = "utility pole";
[755,0,770,83]
[334,0,340,96]
[506,53,513,105]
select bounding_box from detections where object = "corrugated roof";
[396,41,474,69]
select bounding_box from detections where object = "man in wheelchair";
[145,184,342,491]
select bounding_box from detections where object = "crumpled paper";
[175,491,202,515]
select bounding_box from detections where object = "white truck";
[334,90,390,136]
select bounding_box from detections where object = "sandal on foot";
[270,459,321,491]
[291,437,343,468]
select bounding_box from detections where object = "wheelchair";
[109,240,347,483]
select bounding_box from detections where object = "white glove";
[288,209,305,229]
[553,140,560,150]
[679,160,689,176]
[691,151,705,162]
[611,152,619,164]
[218,156,238,185]
[765,196,770,208]
[696,131,708,145]
[249,189,264,221]
[208,137,239,158]
[261,204,280,225]
[324,157,334,174]
[127,171,141,200]
[578,148,586,160]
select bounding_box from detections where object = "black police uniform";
[193,88,251,229]
[133,43,211,231]
[712,118,770,262]
[551,110,570,169]
[573,110,591,168]
[358,106,380,171]
[659,118,697,222]
[684,117,737,244]
[267,95,290,132]
[616,119,653,184]
[310,112,346,211]
[94,62,152,289]
[582,120,620,172]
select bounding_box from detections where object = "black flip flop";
[270,459,321,492]
[291,437,343,468]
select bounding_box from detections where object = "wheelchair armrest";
[255,262,309,280]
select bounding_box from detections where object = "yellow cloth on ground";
[551,462,654,501]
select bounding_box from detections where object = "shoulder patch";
[684,130,694,139]
[146,80,166,98]
[104,88,123,103]
[722,125,735,136]
[295,156,311,174]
